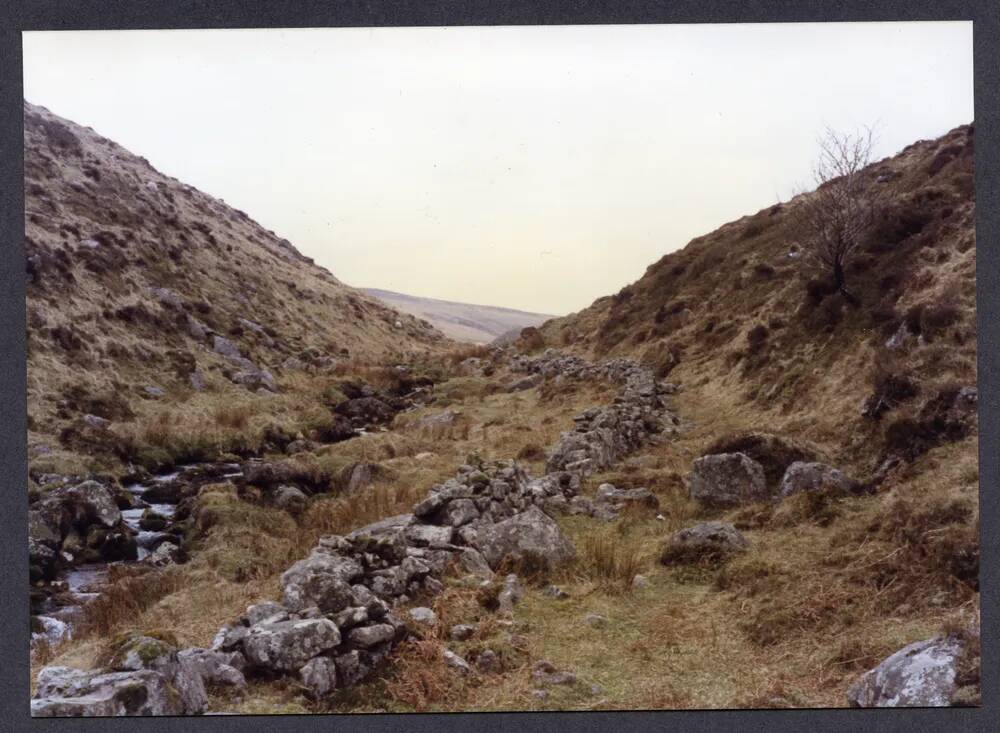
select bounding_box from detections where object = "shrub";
[746,324,769,354]
[753,262,776,279]
[862,358,919,420]
[805,277,836,305]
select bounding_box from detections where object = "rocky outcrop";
[688,453,768,508]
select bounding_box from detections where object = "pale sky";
[23,23,973,314]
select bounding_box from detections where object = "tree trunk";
[833,260,859,305]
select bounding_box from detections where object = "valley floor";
[30,347,979,712]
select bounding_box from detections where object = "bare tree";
[797,126,882,303]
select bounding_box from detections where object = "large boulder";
[243,618,341,672]
[847,635,966,707]
[660,522,749,565]
[472,506,576,570]
[778,461,860,498]
[688,453,768,507]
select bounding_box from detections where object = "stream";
[31,462,244,649]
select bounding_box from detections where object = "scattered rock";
[688,453,768,507]
[475,649,502,674]
[272,485,308,515]
[443,649,472,676]
[584,613,608,629]
[449,624,477,641]
[661,521,749,565]
[408,607,438,626]
[497,574,523,613]
[532,660,577,686]
[778,461,860,498]
[507,373,543,392]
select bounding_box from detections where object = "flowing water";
[31,462,244,648]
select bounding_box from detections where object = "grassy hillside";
[24,102,445,477]
[540,123,977,478]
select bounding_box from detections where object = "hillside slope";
[24,102,445,475]
[540,123,977,477]
[363,288,555,343]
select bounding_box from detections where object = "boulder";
[443,649,472,676]
[243,601,288,626]
[660,522,749,565]
[450,624,477,641]
[688,453,768,507]
[273,485,308,515]
[458,548,494,579]
[281,552,364,612]
[847,636,965,707]
[300,656,338,697]
[176,648,247,689]
[408,607,438,626]
[243,619,341,672]
[498,574,523,613]
[404,523,455,548]
[146,541,181,567]
[442,498,480,526]
[778,461,860,498]
[507,374,543,392]
[473,506,576,570]
[346,623,395,649]
[213,335,243,360]
[58,480,123,529]
[341,462,384,494]
[594,484,659,511]
[31,667,187,717]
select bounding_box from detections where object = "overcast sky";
[23,23,973,314]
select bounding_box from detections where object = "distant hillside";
[23,102,444,474]
[363,288,556,343]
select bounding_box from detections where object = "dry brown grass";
[577,524,646,592]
